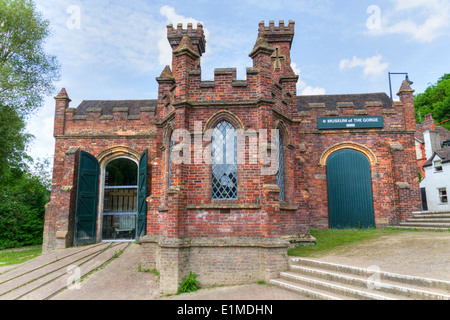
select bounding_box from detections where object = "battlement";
[55,100,157,136]
[167,23,206,56]
[258,20,295,43]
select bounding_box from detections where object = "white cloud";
[368,0,450,42]
[26,109,55,161]
[339,55,389,78]
[292,62,326,95]
[36,0,165,72]
[301,86,327,95]
[158,6,210,67]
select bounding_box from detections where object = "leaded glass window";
[276,131,285,201]
[168,134,174,186]
[212,121,238,199]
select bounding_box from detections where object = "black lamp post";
[388,72,413,100]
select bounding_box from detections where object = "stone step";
[288,265,450,300]
[0,242,128,300]
[0,243,112,296]
[278,272,399,300]
[269,278,346,300]
[270,257,450,300]
[0,243,108,284]
[412,211,450,215]
[291,258,450,291]
[398,222,450,228]
[394,226,450,231]
[412,213,450,219]
[407,218,450,222]
[16,242,129,300]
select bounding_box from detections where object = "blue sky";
[28,0,450,162]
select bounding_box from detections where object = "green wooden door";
[327,149,375,229]
[74,151,100,245]
[137,149,148,240]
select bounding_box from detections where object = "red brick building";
[43,21,420,293]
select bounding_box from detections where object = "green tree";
[0,164,50,249]
[0,103,32,178]
[415,74,450,130]
[0,0,60,115]
[0,0,58,249]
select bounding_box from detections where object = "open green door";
[327,149,375,229]
[137,149,148,240]
[74,151,100,245]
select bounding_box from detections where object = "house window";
[439,188,448,204]
[434,160,443,172]
[211,121,238,200]
[276,131,285,201]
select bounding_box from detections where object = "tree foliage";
[0,102,51,249]
[0,163,50,249]
[0,0,60,115]
[0,104,32,177]
[414,74,450,130]
[0,0,58,249]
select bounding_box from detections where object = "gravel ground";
[315,231,450,281]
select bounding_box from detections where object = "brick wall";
[44,21,421,293]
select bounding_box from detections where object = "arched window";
[211,121,238,199]
[276,131,285,201]
[168,134,174,186]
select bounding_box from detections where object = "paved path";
[1,231,449,300]
[0,242,129,300]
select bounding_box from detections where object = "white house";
[420,129,450,211]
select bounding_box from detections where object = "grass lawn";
[0,245,42,266]
[288,227,405,257]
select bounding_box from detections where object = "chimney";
[423,129,441,159]
[423,113,436,130]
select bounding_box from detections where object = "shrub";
[178,271,200,294]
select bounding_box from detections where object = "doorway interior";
[102,158,138,241]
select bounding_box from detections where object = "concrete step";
[394,226,450,231]
[279,272,400,300]
[412,211,450,215]
[18,242,129,300]
[269,278,346,300]
[406,218,450,223]
[411,213,450,219]
[291,258,450,291]
[288,265,450,300]
[0,242,129,300]
[270,257,450,300]
[398,222,450,228]
[0,243,111,296]
[0,243,108,283]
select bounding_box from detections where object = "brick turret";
[249,34,274,99]
[257,20,296,81]
[54,88,71,136]
[252,20,299,110]
[167,22,206,57]
[397,80,416,131]
[167,23,205,101]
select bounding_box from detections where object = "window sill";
[186,203,261,210]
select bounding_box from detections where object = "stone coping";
[140,236,290,248]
